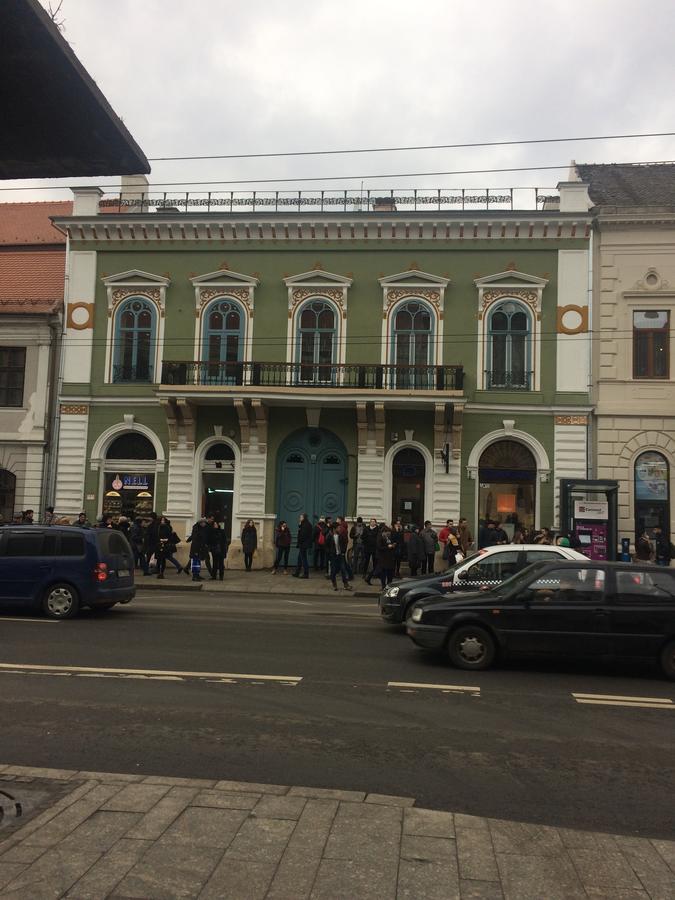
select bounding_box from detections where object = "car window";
[42,533,58,555]
[528,567,605,601]
[525,549,566,563]
[460,551,520,587]
[3,532,44,556]
[615,569,675,601]
[97,531,130,556]
[60,534,86,557]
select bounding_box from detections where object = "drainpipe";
[41,313,62,508]
[46,230,70,510]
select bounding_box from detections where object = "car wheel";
[447,625,495,670]
[661,640,675,680]
[42,583,79,620]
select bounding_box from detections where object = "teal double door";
[276,429,347,565]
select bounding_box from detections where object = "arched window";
[106,433,157,460]
[202,298,245,384]
[296,299,336,383]
[0,469,16,522]
[487,301,532,390]
[391,300,434,388]
[102,431,158,521]
[478,439,537,537]
[634,451,670,539]
[113,297,156,383]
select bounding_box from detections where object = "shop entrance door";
[391,448,425,525]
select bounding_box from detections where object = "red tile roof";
[0,201,72,245]
[0,248,64,314]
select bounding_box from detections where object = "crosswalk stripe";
[0,662,302,685]
[572,692,673,703]
[574,698,675,709]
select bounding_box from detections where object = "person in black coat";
[361,518,379,579]
[241,520,258,571]
[208,518,228,580]
[406,526,423,577]
[292,513,313,578]
[186,518,213,580]
[326,522,352,591]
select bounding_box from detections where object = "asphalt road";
[1,590,674,839]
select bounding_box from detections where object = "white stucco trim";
[102,272,169,385]
[474,271,548,392]
[466,427,551,531]
[191,435,242,528]
[90,422,166,471]
[383,440,435,526]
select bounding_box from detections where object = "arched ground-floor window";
[201,442,236,543]
[102,432,158,520]
[391,448,425,525]
[0,469,16,522]
[478,440,536,539]
[634,450,670,538]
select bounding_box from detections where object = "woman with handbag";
[156,516,182,578]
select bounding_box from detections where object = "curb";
[135,580,203,592]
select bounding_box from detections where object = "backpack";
[318,530,326,546]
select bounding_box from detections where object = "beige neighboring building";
[576,163,675,545]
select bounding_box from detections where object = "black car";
[406,561,675,679]
[379,544,586,625]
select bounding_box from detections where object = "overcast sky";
[7,0,675,203]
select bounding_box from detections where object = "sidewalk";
[1,764,674,899]
[137,569,382,598]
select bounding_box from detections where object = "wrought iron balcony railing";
[161,361,464,392]
[484,370,533,390]
[112,364,153,383]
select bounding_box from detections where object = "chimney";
[71,186,103,215]
[121,174,150,210]
[557,181,591,213]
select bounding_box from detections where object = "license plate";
[118,569,130,578]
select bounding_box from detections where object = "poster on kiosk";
[573,500,609,561]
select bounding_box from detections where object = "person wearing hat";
[556,535,571,548]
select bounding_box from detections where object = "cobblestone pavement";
[137,568,382,597]
[1,764,674,898]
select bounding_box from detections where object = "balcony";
[112,364,153,384]
[160,361,464,392]
[484,370,533,390]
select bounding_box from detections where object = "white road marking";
[0,662,302,685]
[284,600,312,606]
[388,681,481,696]
[0,617,58,624]
[572,692,674,710]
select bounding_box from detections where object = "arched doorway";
[634,450,670,539]
[201,442,236,542]
[103,432,157,520]
[0,469,16,522]
[391,447,426,525]
[276,429,347,563]
[478,440,536,539]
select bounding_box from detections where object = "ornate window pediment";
[474,270,548,320]
[103,270,170,316]
[284,270,352,318]
[379,270,450,316]
[191,269,259,315]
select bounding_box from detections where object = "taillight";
[94,562,108,582]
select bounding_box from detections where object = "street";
[1,591,674,840]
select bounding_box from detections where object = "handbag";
[434,541,440,552]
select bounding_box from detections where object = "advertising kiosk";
[559,479,619,561]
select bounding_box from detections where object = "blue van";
[0,525,135,619]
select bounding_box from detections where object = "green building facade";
[52,183,592,566]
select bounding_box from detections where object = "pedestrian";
[555,535,571,548]
[210,521,227,581]
[43,506,55,526]
[493,520,509,544]
[115,515,131,539]
[406,525,423,576]
[534,527,553,546]
[457,517,473,556]
[272,520,291,574]
[438,519,454,553]
[155,516,174,579]
[349,516,365,574]
[74,511,90,528]
[129,517,146,571]
[420,520,438,575]
[144,512,160,571]
[376,523,396,589]
[442,526,461,566]
[652,526,671,566]
[362,517,379,580]
[635,530,653,562]
[390,521,404,577]
[335,517,353,580]
[313,517,328,571]
[292,513,313,578]
[241,519,258,571]
[186,518,213,580]
[327,522,352,591]
[478,520,498,549]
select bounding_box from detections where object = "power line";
[147,131,675,163]
[3,158,675,192]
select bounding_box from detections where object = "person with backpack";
[442,526,461,566]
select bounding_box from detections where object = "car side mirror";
[457,570,469,580]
